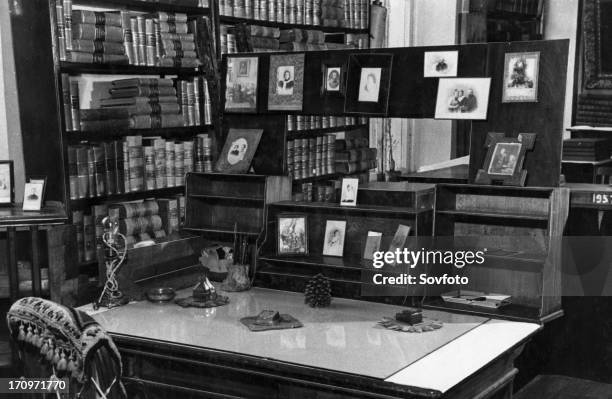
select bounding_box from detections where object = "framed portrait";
[321,63,345,96]
[0,161,14,206]
[268,53,305,111]
[340,178,358,206]
[344,53,393,115]
[363,231,382,260]
[322,220,347,257]
[224,56,259,113]
[434,77,491,120]
[214,128,264,174]
[23,182,44,211]
[423,50,458,77]
[277,214,308,256]
[502,52,540,103]
[28,176,47,204]
[476,132,536,186]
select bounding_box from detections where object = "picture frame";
[340,178,359,207]
[363,231,382,260]
[27,176,47,204]
[0,161,15,206]
[268,53,306,111]
[322,220,347,257]
[321,63,345,96]
[22,182,44,211]
[502,52,540,103]
[214,128,264,174]
[475,132,537,186]
[434,77,491,120]
[388,225,411,254]
[224,56,259,113]
[344,53,393,115]
[423,50,459,78]
[277,213,308,256]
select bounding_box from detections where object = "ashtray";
[146,287,176,303]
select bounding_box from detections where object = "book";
[72,210,85,263]
[130,17,141,65]
[118,215,163,235]
[61,74,73,131]
[120,11,135,65]
[92,204,109,255]
[67,52,129,64]
[109,86,177,98]
[113,141,124,194]
[83,214,95,262]
[72,24,124,42]
[79,108,130,121]
[165,141,175,187]
[93,146,106,197]
[111,200,159,219]
[174,141,185,186]
[145,18,157,66]
[103,142,117,195]
[67,146,78,200]
[157,198,179,234]
[86,148,96,198]
[63,0,73,52]
[69,79,81,132]
[154,138,167,189]
[136,16,147,65]
[100,96,178,107]
[75,146,89,199]
[112,77,175,88]
[127,135,144,192]
[122,141,130,193]
[55,1,67,61]
[71,39,126,54]
[72,10,122,26]
[144,144,156,190]
[80,119,131,131]
[130,114,185,129]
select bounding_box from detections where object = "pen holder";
[221,263,251,292]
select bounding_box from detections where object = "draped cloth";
[6,297,126,398]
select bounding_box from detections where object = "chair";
[515,375,612,399]
[595,166,612,184]
[6,297,126,398]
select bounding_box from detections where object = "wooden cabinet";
[423,184,569,323]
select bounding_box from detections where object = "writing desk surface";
[88,287,539,393]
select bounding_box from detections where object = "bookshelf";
[424,184,569,324]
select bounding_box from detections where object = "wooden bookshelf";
[425,184,569,324]
[219,15,368,34]
[66,126,214,142]
[59,62,203,77]
[71,0,211,15]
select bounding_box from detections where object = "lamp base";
[94,291,130,310]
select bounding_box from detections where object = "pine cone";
[304,273,332,308]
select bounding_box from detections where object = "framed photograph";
[363,231,382,260]
[277,214,308,256]
[434,77,491,120]
[28,176,47,204]
[388,224,411,254]
[0,161,14,206]
[268,53,305,111]
[322,220,347,257]
[214,128,264,173]
[476,132,536,187]
[321,63,345,96]
[344,53,393,115]
[224,56,259,113]
[424,50,458,77]
[340,178,358,206]
[23,182,44,211]
[502,52,540,103]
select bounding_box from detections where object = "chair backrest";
[6,297,126,399]
[595,166,612,184]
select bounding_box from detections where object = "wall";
[0,1,25,201]
[543,0,579,137]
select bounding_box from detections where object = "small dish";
[146,287,176,303]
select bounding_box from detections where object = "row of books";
[219,0,369,30]
[470,0,543,16]
[63,76,212,131]
[67,134,212,200]
[54,2,205,67]
[287,134,336,180]
[72,197,185,263]
[292,170,370,202]
[334,137,377,174]
[287,115,367,131]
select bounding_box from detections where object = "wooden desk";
[85,287,540,399]
[0,205,67,300]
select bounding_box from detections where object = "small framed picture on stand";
[23,182,45,211]
[340,178,359,206]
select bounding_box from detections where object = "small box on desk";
[356,181,436,211]
[109,232,207,301]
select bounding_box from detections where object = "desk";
[87,287,540,399]
[0,205,67,300]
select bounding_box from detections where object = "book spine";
[174,142,185,186]
[165,141,175,187]
[63,0,73,52]
[145,18,156,67]
[144,145,157,190]
[203,79,212,125]
[154,139,166,189]
[92,204,108,255]
[119,215,163,236]
[67,146,78,200]
[154,20,162,67]
[86,148,96,198]
[137,17,148,64]
[179,80,189,126]
[93,146,106,197]
[183,140,194,174]
[176,195,186,227]
[157,198,179,235]
[83,214,95,262]
[186,81,196,126]
[69,79,81,131]
[127,136,144,192]
[122,140,131,193]
[113,141,124,194]
[130,17,141,65]
[193,77,202,126]
[121,11,135,65]
[61,74,73,131]
[55,1,67,61]
[103,142,116,195]
[76,147,89,198]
